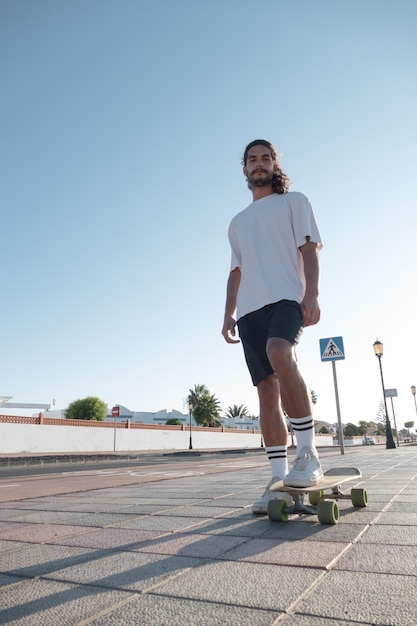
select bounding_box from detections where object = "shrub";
[66,396,107,421]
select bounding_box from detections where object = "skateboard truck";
[267,467,368,524]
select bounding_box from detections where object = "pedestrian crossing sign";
[320,336,345,361]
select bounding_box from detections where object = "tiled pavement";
[0,447,416,625]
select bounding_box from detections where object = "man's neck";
[251,186,275,202]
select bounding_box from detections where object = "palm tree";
[187,384,222,427]
[224,404,250,419]
[187,384,209,410]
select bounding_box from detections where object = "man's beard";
[247,170,273,188]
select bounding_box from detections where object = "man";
[222,139,323,514]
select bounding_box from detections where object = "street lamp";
[411,386,417,416]
[188,401,193,450]
[373,340,396,449]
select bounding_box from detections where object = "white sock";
[289,416,317,456]
[265,446,288,479]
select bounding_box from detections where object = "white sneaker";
[251,477,294,515]
[284,447,323,487]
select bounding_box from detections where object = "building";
[1,396,50,413]
[106,405,261,430]
[313,420,335,434]
[34,402,260,430]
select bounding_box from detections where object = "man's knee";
[266,337,294,371]
[257,375,279,402]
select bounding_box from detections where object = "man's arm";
[300,240,320,327]
[221,267,241,343]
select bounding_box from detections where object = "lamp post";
[188,401,193,450]
[373,340,396,449]
[411,386,417,417]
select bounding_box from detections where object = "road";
[0,448,348,503]
[0,452,267,502]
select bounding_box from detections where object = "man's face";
[243,144,274,188]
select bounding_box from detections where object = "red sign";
[111,406,120,417]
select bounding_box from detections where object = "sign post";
[384,388,399,447]
[112,405,120,452]
[319,336,345,455]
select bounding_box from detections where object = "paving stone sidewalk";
[0,447,416,625]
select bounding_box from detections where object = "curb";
[0,448,265,467]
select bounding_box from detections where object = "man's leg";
[266,337,310,418]
[258,374,289,478]
[266,337,323,486]
[251,374,293,514]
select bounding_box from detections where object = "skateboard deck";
[267,467,367,524]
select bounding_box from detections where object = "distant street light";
[373,340,396,449]
[411,386,417,417]
[188,401,193,450]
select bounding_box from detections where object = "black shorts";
[237,300,303,386]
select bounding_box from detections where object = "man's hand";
[301,295,320,327]
[222,313,240,344]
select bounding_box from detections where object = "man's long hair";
[242,139,291,194]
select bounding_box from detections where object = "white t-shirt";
[228,191,323,321]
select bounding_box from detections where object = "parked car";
[362,437,375,445]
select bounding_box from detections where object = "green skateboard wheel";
[317,500,339,524]
[267,499,289,522]
[308,490,324,506]
[351,488,368,507]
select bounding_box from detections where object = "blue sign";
[320,336,345,361]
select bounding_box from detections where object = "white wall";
[0,421,334,454]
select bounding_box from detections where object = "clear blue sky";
[2,0,417,432]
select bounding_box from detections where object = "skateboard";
[267,467,368,525]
